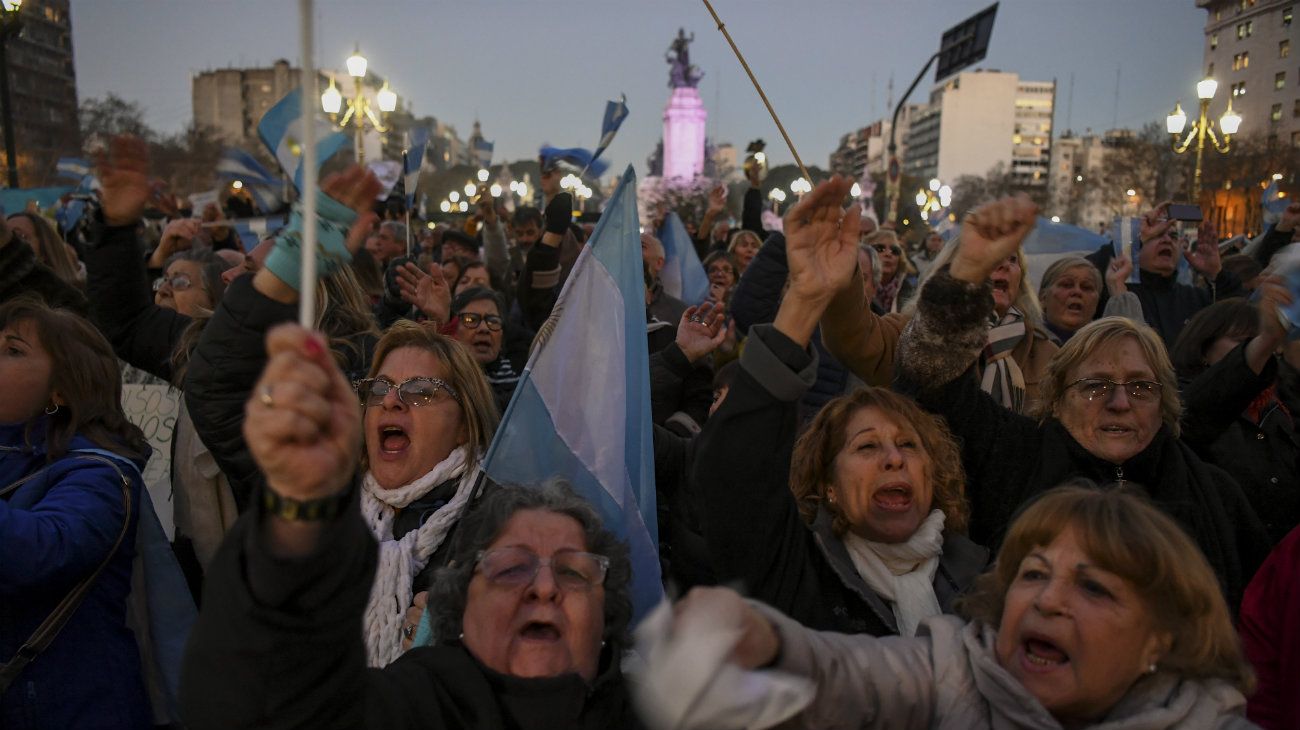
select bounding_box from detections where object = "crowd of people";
[2,131,1299,730]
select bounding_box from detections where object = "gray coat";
[760,609,1256,730]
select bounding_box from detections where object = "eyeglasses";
[1068,378,1162,403]
[475,546,610,591]
[456,312,504,332]
[872,244,903,255]
[152,273,195,292]
[354,376,461,407]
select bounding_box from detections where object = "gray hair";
[380,220,408,244]
[427,479,634,651]
[857,242,883,287]
[163,248,228,309]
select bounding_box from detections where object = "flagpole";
[298,0,318,328]
[699,0,810,182]
[403,146,412,257]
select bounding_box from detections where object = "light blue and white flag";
[257,88,349,191]
[56,157,91,180]
[229,216,285,251]
[592,95,629,166]
[404,126,430,208]
[658,211,710,305]
[1263,180,1288,227]
[1109,217,1142,285]
[473,137,494,168]
[215,148,279,187]
[366,160,402,198]
[483,166,662,622]
[1024,216,1109,255]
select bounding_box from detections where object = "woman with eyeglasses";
[892,193,1270,607]
[182,322,640,729]
[864,230,916,314]
[449,287,519,413]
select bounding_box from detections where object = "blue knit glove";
[263,193,358,292]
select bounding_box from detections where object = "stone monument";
[662,28,707,181]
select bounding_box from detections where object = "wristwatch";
[260,487,350,521]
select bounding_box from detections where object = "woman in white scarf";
[355,321,499,667]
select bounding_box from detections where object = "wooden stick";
[298,0,318,328]
[700,0,810,182]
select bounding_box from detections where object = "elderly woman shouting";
[892,194,1269,606]
[638,487,1258,730]
[180,325,643,729]
[693,177,987,638]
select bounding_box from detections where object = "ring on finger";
[403,624,416,639]
[259,385,275,409]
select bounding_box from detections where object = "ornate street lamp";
[0,0,24,188]
[1166,77,1241,200]
[321,44,397,163]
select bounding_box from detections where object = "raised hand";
[1106,251,1133,296]
[673,587,780,670]
[1255,274,1293,347]
[707,184,728,214]
[321,165,384,216]
[1139,202,1175,245]
[951,193,1038,284]
[244,324,361,501]
[160,218,200,253]
[783,175,862,305]
[396,261,451,325]
[1184,221,1222,279]
[676,302,728,364]
[96,135,152,227]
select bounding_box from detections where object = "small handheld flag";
[257,88,349,192]
[56,157,92,181]
[658,212,710,304]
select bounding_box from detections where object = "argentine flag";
[473,137,494,168]
[405,126,430,208]
[215,148,280,187]
[592,95,629,165]
[56,157,91,180]
[257,88,349,191]
[483,165,662,621]
[1264,180,1288,227]
[658,211,710,305]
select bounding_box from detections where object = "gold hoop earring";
[44,404,59,415]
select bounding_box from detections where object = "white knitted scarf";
[360,445,476,667]
[842,510,946,638]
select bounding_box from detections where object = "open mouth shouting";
[377,423,410,459]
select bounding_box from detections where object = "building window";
[1233,81,1248,96]
[1211,33,1219,50]
[1234,52,1251,69]
[1247,20,1254,35]
[1278,72,1288,89]
[1284,40,1293,58]
[1273,103,1284,121]
[1293,98,1300,116]
[1285,6,1293,26]
[1238,22,1246,38]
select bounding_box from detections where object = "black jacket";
[649,342,712,436]
[896,271,1271,607]
[183,276,375,509]
[730,232,853,422]
[1182,343,1300,545]
[693,323,988,635]
[1252,223,1294,269]
[180,491,642,730]
[84,214,189,381]
[1085,244,1241,348]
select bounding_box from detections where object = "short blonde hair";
[1032,317,1181,438]
[960,486,1253,692]
[366,320,500,465]
[1037,256,1101,301]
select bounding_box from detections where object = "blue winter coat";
[0,420,151,730]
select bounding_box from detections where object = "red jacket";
[1242,525,1300,729]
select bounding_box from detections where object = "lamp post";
[320,45,397,164]
[0,0,23,188]
[1166,77,1241,200]
[915,177,952,223]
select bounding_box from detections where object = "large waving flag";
[257,88,349,191]
[56,157,91,180]
[658,211,710,305]
[215,148,279,187]
[404,126,430,208]
[1264,180,1288,227]
[483,165,661,621]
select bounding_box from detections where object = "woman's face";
[155,260,211,317]
[872,241,900,280]
[462,509,606,681]
[730,234,759,272]
[363,347,467,489]
[1043,266,1100,333]
[828,406,933,544]
[1054,337,1162,465]
[456,265,491,295]
[995,527,1168,726]
[453,299,504,366]
[989,253,1023,317]
[706,260,736,290]
[0,320,56,424]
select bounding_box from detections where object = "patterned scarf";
[981,306,1027,413]
[874,273,904,313]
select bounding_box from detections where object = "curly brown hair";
[789,387,968,536]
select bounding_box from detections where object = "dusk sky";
[71,0,1208,172]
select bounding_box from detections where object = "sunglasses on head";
[457,312,503,332]
[872,244,902,255]
[354,376,461,407]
